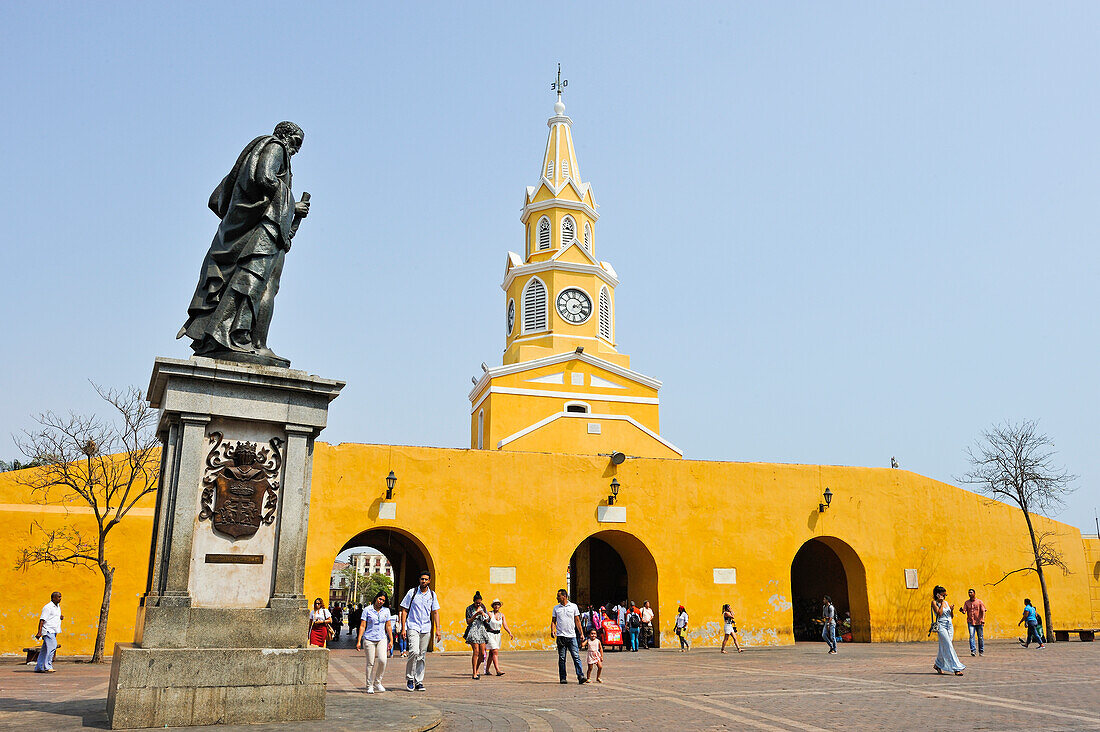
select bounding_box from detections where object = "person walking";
[961,588,986,657]
[308,598,331,648]
[356,591,393,693]
[1018,598,1045,649]
[399,570,441,692]
[483,599,514,676]
[615,600,628,637]
[675,605,690,651]
[640,601,655,648]
[550,588,587,685]
[626,604,641,652]
[332,602,344,640]
[348,603,363,642]
[33,591,63,673]
[721,604,743,653]
[465,591,490,680]
[582,627,604,683]
[931,586,965,675]
[821,596,837,654]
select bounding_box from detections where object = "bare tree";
[14,384,159,663]
[959,420,1076,640]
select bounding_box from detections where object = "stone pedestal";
[108,357,343,729]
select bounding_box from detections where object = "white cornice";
[495,411,682,456]
[501,260,619,293]
[551,239,601,266]
[468,351,661,404]
[521,193,598,224]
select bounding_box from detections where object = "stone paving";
[2,639,1098,730]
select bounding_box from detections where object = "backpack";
[628,613,641,629]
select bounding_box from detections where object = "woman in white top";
[357,591,394,693]
[308,597,331,647]
[482,599,515,676]
[675,605,690,651]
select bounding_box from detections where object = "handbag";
[326,625,335,640]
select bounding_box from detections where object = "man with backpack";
[399,571,441,691]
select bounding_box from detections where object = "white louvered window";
[523,278,547,332]
[546,160,554,179]
[583,223,592,251]
[599,287,612,340]
[537,217,551,251]
[561,216,576,248]
[561,159,570,178]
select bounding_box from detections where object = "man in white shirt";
[34,591,63,673]
[550,588,586,684]
[398,571,440,692]
[639,600,655,649]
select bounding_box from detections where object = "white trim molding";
[495,412,683,456]
[469,351,663,403]
[521,195,599,224]
[472,386,658,412]
[502,260,619,292]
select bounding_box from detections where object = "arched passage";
[790,536,871,642]
[568,530,660,646]
[338,527,436,607]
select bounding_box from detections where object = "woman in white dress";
[931,585,965,676]
[482,599,515,676]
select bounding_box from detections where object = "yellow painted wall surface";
[2,444,1094,656]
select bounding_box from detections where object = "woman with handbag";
[931,586,965,675]
[308,597,332,648]
[720,604,743,653]
[464,591,491,679]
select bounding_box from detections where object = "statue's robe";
[179,136,296,356]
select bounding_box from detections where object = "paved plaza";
[1,640,1098,730]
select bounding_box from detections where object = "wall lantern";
[819,487,833,513]
[608,478,620,506]
[385,470,397,500]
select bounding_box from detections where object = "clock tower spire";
[468,72,680,459]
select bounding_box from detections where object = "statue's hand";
[294,200,310,218]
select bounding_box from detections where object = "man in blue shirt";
[399,571,441,691]
[1017,598,1045,649]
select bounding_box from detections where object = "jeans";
[35,632,57,671]
[628,628,639,651]
[822,623,837,652]
[967,624,984,654]
[364,637,387,688]
[556,636,584,681]
[677,628,689,649]
[405,629,429,683]
[1023,621,1042,647]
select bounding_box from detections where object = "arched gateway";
[568,530,660,646]
[790,536,871,642]
[338,527,435,606]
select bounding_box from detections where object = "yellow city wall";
[1,443,1095,656]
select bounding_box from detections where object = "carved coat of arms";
[199,432,283,539]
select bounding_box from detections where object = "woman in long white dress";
[931,586,965,676]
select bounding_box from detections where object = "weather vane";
[551,63,567,101]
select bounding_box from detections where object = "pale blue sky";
[2,2,1097,533]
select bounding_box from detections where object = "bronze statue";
[178,122,310,367]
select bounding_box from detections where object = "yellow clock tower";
[469,71,681,458]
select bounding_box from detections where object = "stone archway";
[569,530,660,646]
[790,536,871,642]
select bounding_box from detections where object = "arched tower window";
[564,401,590,414]
[561,216,576,248]
[583,222,592,251]
[522,277,548,333]
[546,160,554,179]
[537,217,551,251]
[599,286,612,340]
[561,159,570,178]
[477,410,484,450]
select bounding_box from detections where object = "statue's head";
[273,121,304,155]
[231,441,258,466]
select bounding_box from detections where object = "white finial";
[551,63,567,117]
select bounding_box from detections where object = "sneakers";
[559,679,568,684]
[970,652,976,656]
[375,682,386,693]
[406,679,415,692]
[1037,645,1046,650]
[366,686,375,694]
[415,683,426,691]
[578,678,588,684]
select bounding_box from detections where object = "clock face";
[556,288,592,324]
[507,299,515,335]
